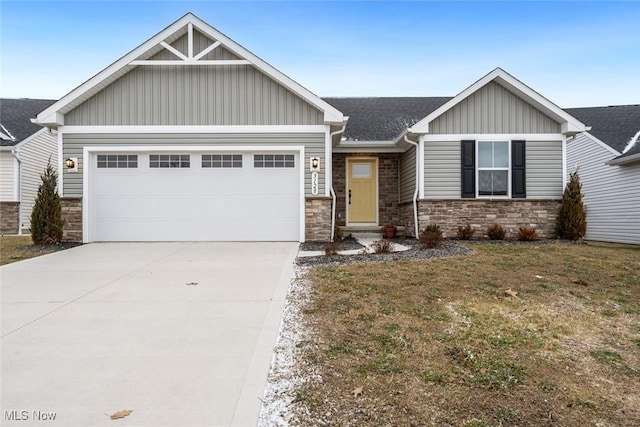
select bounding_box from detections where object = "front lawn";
[0,235,76,265]
[277,242,640,426]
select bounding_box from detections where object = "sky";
[1,0,639,108]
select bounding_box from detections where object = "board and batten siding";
[0,152,16,200]
[429,82,561,134]
[399,146,416,203]
[423,141,461,199]
[64,65,324,126]
[526,140,563,199]
[18,129,58,232]
[62,132,325,197]
[567,134,640,245]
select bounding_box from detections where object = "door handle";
[348,189,352,205]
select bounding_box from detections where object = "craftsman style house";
[34,13,587,242]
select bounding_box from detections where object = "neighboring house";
[564,105,640,245]
[34,13,586,243]
[0,98,57,234]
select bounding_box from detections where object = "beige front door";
[347,158,377,223]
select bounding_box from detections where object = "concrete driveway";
[1,242,298,427]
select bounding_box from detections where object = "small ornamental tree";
[556,170,587,240]
[30,162,64,245]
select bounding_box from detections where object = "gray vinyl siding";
[65,65,324,126]
[423,139,562,200]
[0,151,15,200]
[526,140,563,199]
[567,134,640,245]
[429,82,561,134]
[18,130,58,232]
[62,132,325,196]
[423,141,461,198]
[399,145,416,203]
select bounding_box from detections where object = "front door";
[347,158,377,223]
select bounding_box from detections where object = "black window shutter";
[511,140,526,198]
[461,140,476,198]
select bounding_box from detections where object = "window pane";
[478,142,493,167]
[478,170,508,196]
[494,142,509,168]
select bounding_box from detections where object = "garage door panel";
[90,151,300,242]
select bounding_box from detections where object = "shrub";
[556,170,587,240]
[457,225,476,240]
[486,224,506,240]
[324,240,341,256]
[371,239,393,254]
[517,227,538,241]
[420,224,443,249]
[30,162,64,245]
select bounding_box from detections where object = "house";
[34,13,587,243]
[564,105,640,245]
[0,98,58,234]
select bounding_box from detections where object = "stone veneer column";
[60,197,83,242]
[0,201,20,234]
[305,196,332,241]
[417,199,560,239]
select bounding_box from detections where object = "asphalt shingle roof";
[322,97,451,141]
[0,98,56,146]
[564,105,640,157]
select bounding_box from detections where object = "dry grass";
[290,242,640,426]
[0,235,72,265]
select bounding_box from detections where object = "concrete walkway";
[0,242,298,427]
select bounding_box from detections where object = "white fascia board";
[577,132,621,156]
[0,145,14,151]
[607,152,640,166]
[13,127,51,150]
[409,68,586,135]
[38,13,343,127]
[421,133,563,142]
[60,125,327,134]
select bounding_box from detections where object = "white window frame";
[476,140,511,198]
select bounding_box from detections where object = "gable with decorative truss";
[131,22,249,66]
[37,13,344,128]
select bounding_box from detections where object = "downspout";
[329,123,347,241]
[11,147,22,235]
[404,135,420,239]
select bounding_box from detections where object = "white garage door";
[89,151,300,241]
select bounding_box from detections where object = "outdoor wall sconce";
[65,157,78,173]
[310,157,320,171]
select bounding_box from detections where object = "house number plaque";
[311,171,319,195]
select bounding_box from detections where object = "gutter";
[11,146,22,235]
[329,122,347,241]
[403,134,420,239]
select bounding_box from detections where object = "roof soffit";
[37,13,344,127]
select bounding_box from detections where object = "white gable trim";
[37,13,344,127]
[571,132,621,156]
[408,68,586,136]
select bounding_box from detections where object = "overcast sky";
[1,1,639,108]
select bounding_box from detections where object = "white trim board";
[60,125,328,134]
[81,145,306,243]
[421,133,563,142]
